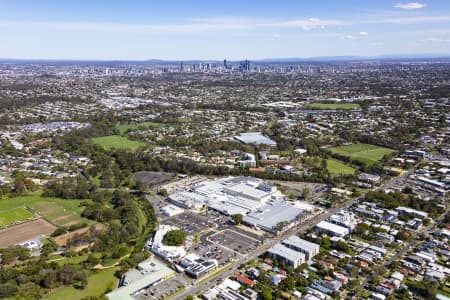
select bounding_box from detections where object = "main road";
[172,199,360,300]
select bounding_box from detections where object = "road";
[172,199,359,300]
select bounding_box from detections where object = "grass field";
[325,159,356,175]
[44,267,119,300]
[329,143,395,166]
[308,103,360,110]
[0,191,94,227]
[117,121,163,134]
[92,135,146,151]
[0,207,36,227]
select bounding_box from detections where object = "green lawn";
[116,121,163,134]
[44,267,119,300]
[308,103,360,110]
[92,135,146,151]
[0,207,36,227]
[325,159,356,175]
[329,143,395,166]
[0,191,94,227]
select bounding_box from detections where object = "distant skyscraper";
[240,60,250,71]
[180,61,184,72]
[223,59,227,69]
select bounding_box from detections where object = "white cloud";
[272,33,281,39]
[427,37,450,42]
[394,2,427,10]
[380,15,450,24]
[0,17,343,35]
[275,17,343,30]
[342,35,354,40]
[359,31,369,36]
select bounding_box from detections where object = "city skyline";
[1,0,450,60]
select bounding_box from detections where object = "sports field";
[0,207,36,227]
[0,219,57,248]
[329,143,395,166]
[0,192,94,227]
[117,121,163,134]
[308,103,360,110]
[92,135,146,151]
[325,159,356,175]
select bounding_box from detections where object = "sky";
[0,0,450,60]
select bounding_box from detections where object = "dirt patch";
[0,219,57,248]
[133,171,175,187]
[53,214,74,222]
[53,223,105,246]
[62,220,82,227]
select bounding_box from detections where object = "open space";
[325,158,356,175]
[116,121,163,134]
[44,267,119,300]
[0,219,57,247]
[308,102,360,110]
[92,135,146,151]
[0,192,95,227]
[329,143,395,166]
[0,207,37,227]
[53,223,106,246]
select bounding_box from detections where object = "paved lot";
[164,212,217,235]
[208,228,261,254]
[136,277,186,300]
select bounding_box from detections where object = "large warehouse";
[167,176,307,234]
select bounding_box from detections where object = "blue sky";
[0,0,449,60]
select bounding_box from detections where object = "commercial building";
[243,202,304,234]
[266,243,306,268]
[106,258,175,300]
[281,236,320,261]
[326,211,357,231]
[204,279,249,300]
[234,132,277,146]
[357,173,381,184]
[180,253,219,278]
[146,225,186,260]
[395,206,429,219]
[315,221,350,237]
[169,176,283,216]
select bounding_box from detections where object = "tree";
[261,287,273,300]
[0,283,18,298]
[158,188,168,197]
[186,296,194,300]
[231,214,243,225]
[354,222,369,235]
[301,187,310,200]
[162,229,186,246]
